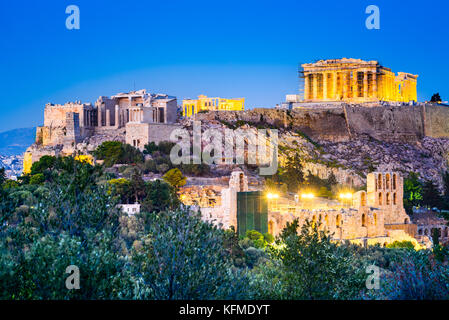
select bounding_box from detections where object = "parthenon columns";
[304,70,380,102]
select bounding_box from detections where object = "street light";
[266,193,279,200]
[338,192,353,207]
[300,193,315,199]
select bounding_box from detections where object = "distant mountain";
[0,127,36,156]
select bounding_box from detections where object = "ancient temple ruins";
[300,58,418,103]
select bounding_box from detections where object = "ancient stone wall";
[424,104,449,138]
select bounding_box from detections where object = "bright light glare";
[339,193,353,200]
[266,193,279,199]
[300,193,315,199]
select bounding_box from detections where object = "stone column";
[312,73,318,101]
[332,71,337,100]
[323,72,328,100]
[115,105,120,128]
[372,71,377,99]
[363,71,368,99]
[343,72,348,99]
[97,106,102,127]
[106,109,111,127]
[304,73,310,100]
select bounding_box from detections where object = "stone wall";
[195,103,449,143]
[424,104,449,138]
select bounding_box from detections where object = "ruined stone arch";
[268,220,274,235]
[336,214,342,228]
[361,192,367,207]
[386,173,391,189]
[393,173,397,190]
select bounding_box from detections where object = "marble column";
[323,72,328,100]
[304,74,310,100]
[363,71,368,99]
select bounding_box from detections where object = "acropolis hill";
[23,59,449,189]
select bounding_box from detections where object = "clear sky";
[0,0,448,132]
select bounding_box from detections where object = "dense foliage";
[1,154,449,300]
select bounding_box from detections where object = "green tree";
[141,179,179,213]
[130,208,250,299]
[268,220,365,299]
[430,93,442,103]
[163,168,187,189]
[404,172,423,213]
[94,141,143,167]
[422,180,443,209]
[281,153,304,192]
[30,155,57,175]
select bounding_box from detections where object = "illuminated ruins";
[300,58,418,103]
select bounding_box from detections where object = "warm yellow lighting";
[266,193,279,200]
[300,193,315,199]
[339,193,353,200]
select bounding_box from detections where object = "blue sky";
[0,0,448,132]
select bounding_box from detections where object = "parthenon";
[301,58,418,103]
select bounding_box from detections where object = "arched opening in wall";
[393,174,397,190]
[378,174,382,189]
[312,215,317,227]
[386,193,391,205]
[239,173,244,191]
[424,229,429,236]
[393,193,397,205]
[404,218,409,224]
[378,192,383,205]
[336,215,341,228]
[386,174,391,189]
[268,220,274,235]
[418,229,422,235]
[445,227,448,238]
[362,214,366,227]
[361,192,367,206]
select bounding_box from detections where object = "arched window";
[361,192,367,206]
[362,214,366,227]
[336,215,342,228]
[418,229,422,235]
[386,174,391,189]
[393,174,397,190]
[386,193,391,205]
[378,192,383,205]
[393,193,397,205]
[378,174,382,189]
[268,220,274,235]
